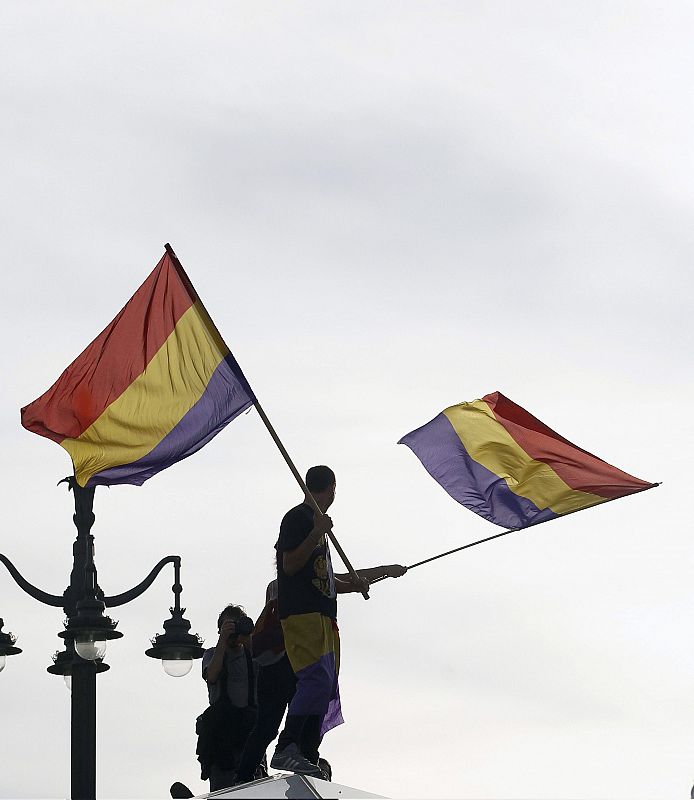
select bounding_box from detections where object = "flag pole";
[249,400,369,600]
[371,482,661,584]
[164,244,369,600]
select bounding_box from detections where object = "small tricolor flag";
[21,247,255,488]
[399,391,655,530]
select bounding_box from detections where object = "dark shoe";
[317,757,332,782]
[254,763,268,780]
[170,782,194,799]
[270,743,323,775]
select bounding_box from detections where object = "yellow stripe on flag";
[62,301,227,486]
[443,401,605,515]
[281,613,339,674]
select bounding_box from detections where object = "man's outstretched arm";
[334,564,407,593]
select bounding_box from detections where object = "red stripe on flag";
[21,253,194,443]
[483,391,653,499]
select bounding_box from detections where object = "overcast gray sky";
[1,3,692,798]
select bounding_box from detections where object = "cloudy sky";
[1,3,692,798]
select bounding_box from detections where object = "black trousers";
[276,713,322,761]
[236,654,322,782]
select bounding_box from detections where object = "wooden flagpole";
[164,244,368,600]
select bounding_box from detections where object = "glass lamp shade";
[74,634,107,661]
[0,654,5,673]
[162,658,193,678]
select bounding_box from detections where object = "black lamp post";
[0,478,204,800]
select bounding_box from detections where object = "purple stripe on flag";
[88,354,254,487]
[288,651,339,718]
[320,680,344,736]
[399,412,558,529]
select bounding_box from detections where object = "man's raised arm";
[282,514,334,576]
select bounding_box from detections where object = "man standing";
[234,581,292,785]
[270,465,406,776]
[197,605,258,791]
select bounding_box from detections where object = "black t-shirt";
[275,502,337,621]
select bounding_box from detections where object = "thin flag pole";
[251,400,369,600]
[371,482,661,584]
[164,244,369,600]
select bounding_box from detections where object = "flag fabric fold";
[399,391,654,529]
[281,612,343,736]
[21,250,255,488]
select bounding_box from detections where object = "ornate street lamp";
[0,478,204,800]
[145,557,205,677]
[0,619,22,673]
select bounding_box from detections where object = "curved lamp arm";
[0,553,64,607]
[103,556,179,608]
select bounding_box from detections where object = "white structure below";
[199,772,385,799]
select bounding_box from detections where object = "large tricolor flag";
[21,247,255,488]
[399,391,655,530]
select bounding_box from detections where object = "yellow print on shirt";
[312,554,331,598]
